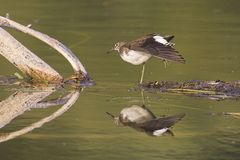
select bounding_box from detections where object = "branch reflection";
[0,86,82,143]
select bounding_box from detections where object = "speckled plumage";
[111,33,185,83]
[113,34,185,65]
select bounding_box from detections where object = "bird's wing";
[141,104,157,119]
[136,113,185,132]
[163,35,175,42]
[128,34,185,63]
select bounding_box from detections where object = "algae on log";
[0,16,90,83]
[141,80,240,100]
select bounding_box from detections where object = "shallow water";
[0,0,240,159]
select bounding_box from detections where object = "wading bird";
[108,34,185,83]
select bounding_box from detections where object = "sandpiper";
[109,34,185,83]
[106,105,185,136]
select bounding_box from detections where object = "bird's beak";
[106,48,114,54]
[106,112,115,118]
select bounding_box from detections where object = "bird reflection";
[107,105,185,136]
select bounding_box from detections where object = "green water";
[0,0,240,159]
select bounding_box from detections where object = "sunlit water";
[0,0,240,160]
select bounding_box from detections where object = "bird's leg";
[140,63,146,84]
[165,129,174,136]
[163,60,168,68]
[141,89,145,105]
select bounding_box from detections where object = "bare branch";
[0,16,89,80]
[0,27,63,82]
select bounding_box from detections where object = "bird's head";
[107,42,127,54]
[113,117,122,126]
[113,41,126,52]
[106,112,123,126]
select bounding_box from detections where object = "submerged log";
[0,75,21,85]
[141,80,240,100]
[209,112,240,119]
[0,16,90,83]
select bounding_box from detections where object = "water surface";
[0,0,240,160]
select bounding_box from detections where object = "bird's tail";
[157,113,186,128]
[163,35,175,42]
[169,113,185,123]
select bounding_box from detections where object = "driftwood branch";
[0,27,63,82]
[0,89,81,143]
[0,16,90,83]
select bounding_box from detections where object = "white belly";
[120,50,151,65]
